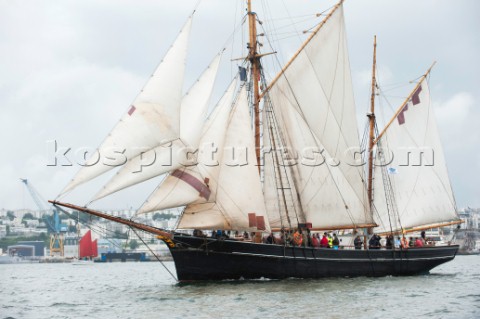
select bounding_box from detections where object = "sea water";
[1,256,479,319]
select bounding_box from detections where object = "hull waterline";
[169,234,459,281]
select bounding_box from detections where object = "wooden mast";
[247,0,261,171]
[367,35,377,237]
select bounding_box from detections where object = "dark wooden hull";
[169,234,459,281]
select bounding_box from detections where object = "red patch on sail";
[128,105,136,116]
[248,213,257,227]
[171,169,211,200]
[412,85,422,105]
[397,103,409,125]
[256,216,266,231]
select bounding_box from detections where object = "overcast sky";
[1,0,478,211]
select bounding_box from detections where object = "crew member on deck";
[414,237,424,247]
[354,235,363,249]
[386,234,394,249]
[293,229,303,247]
[369,234,381,249]
[332,233,340,249]
[320,233,329,248]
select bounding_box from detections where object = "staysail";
[373,80,459,233]
[59,18,193,197]
[179,86,269,231]
[139,84,270,231]
[137,78,238,214]
[92,53,222,200]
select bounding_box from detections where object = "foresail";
[266,3,371,229]
[373,81,459,233]
[176,86,269,231]
[59,18,193,197]
[136,78,238,214]
[92,53,222,200]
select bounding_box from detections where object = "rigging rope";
[54,205,130,251]
[55,204,178,282]
[128,226,178,282]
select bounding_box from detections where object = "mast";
[247,0,261,170]
[367,35,377,235]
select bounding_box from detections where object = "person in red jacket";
[312,233,320,248]
[414,237,424,247]
[320,233,329,248]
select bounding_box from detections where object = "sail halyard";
[58,17,194,198]
[262,94,305,230]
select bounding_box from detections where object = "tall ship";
[51,0,462,281]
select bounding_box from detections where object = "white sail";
[267,4,371,229]
[92,53,222,200]
[59,18,193,197]
[166,86,269,231]
[137,78,238,214]
[269,94,372,229]
[373,81,458,233]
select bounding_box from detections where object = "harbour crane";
[20,178,67,256]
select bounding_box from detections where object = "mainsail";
[265,4,373,230]
[373,80,459,233]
